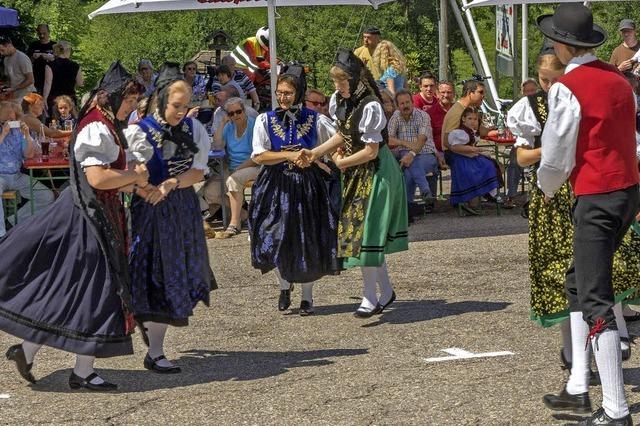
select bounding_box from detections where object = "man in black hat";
[354,26,383,80]
[536,4,639,425]
[610,19,639,72]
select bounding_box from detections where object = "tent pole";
[438,0,449,81]
[268,0,278,110]
[460,0,499,108]
[521,4,528,81]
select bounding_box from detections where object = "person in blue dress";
[250,64,339,316]
[372,40,407,95]
[126,63,215,374]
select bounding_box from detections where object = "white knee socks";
[566,312,591,395]
[301,283,314,303]
[21,341,42,365]
[592,329,629,419]
[377,261,394,305]
[360,266,379,310]
[144,321,174,368]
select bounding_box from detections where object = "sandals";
[215,225,241,239]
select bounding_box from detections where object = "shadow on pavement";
[310,299,510,326]
[28,348,368,393]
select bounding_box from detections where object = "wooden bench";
[2,191,19,225]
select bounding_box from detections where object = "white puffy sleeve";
[506,96,541,149]
[74,122,121,167]
[124,124,154,164]
[191,118,211,171]
[252,113,271,158]
[316,113,337,144]
[447,129,471,147]
[636,131,640,161]
[358,101,387,143]
[329,92,338,120]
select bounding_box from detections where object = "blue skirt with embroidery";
[446,151,501,205]
[249,163,341,283]
[129,187,216,326]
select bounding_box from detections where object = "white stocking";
[592,329,629,419]
[566,312,590,395]
[360,266,378,310]
[377,261,394,304]
[144,321,174,368]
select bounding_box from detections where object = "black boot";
[543,387,591,414]
[578,408,632,425]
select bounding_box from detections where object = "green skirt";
[341,145,409,268]
[528,171,640,327]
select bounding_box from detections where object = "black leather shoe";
[578,407,632,425]
[543,387,591,414]
[379,291,396,313]
[354,304,382,318]
[68,372,117,391]
[299,300,314,316]
[5,344,36,384]
[143,353,181,374]
[620,337,631,361]
[278,289,291,311]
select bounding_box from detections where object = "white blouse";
[447,128,478,146]
[252,111,337,158]
[125,118,211,171]
[506,96,542,149]
[74,122,122,168]
[328,93,387,144]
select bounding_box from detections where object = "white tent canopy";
[89,0,394,107]
[464,0,629,7]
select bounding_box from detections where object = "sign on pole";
[495,4,514,76]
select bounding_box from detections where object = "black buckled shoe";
[278,289,291,311]
[578,407,632,425]
[299,300,314,316]
[620,337,631,362]
[143,353,181,374]
[354,304,382,318]
[379,291,396,314]
[5,344,36,384]
[543,387,591,414]
[68,372,117,391]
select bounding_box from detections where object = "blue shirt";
[379,67,406,92]
[0,129,27,174]
[224,116,255,171]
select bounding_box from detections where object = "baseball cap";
[619,19,636,31]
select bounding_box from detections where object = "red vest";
[559,60,639,195]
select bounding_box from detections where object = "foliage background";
[1,0,638,100]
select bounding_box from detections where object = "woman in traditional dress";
[127,63,215,374]
[0,62,146,390]
[250,64,339,316]
[507,51,640,370]
[309,48,408,318]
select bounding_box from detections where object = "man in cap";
[354,26,383,80]
[537,4,639,425]
[610,19,639,72]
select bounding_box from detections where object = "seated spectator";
[379,88,396,120]
[372,40,407,94]
[447,107,503,215]
[216,65,245,100]
[413,73,438,112]
[42,41,83,112]
[50,95,77,130]
[21,93,71,139]
[521,78,539,96]
[0,36,36,105]
[428,80,455,155]
[203,97,260,238]
[183,61,208,103]
[136,59,157,97]
[388,90,440,214]
[210,85,258,135]
[305,88,329,116]
[0,101,54,237]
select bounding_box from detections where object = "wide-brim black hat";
[536,3,606,48]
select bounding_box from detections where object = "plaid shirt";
[388,108,435,155]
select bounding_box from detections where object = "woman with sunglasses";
[183,61,208,103]
[210,97,260,238]
[250,64,339,316]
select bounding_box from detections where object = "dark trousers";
[565,184,639,328]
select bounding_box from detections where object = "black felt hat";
[97,61,133,95]
[537,3,606,48]
[280,63,307,106]
[154,62,183,94]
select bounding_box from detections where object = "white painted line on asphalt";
[0,394,9,399]
[423,347,514,363]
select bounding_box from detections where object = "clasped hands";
[289,149,316,168]
[131,163,179,206]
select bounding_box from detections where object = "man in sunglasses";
[304,89,330,117]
